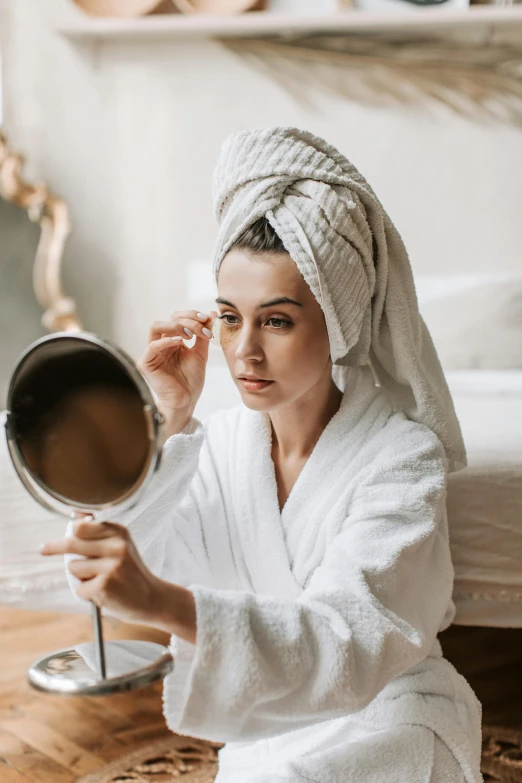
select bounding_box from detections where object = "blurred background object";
[267,0,340,11]
[71,0,176,17]
[0,131,82,407]
[172,0,267,13]
[353,0,468,11]
[70,0,350,16]
[223,34,522,124]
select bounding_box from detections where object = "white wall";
[1,0,522,365]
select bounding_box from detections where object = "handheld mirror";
[4,332,174,695]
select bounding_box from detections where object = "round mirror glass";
[7,334,155,510]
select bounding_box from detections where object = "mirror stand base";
[28,643,174,696]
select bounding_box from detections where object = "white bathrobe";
[78,365,483,783]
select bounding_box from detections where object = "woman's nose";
[234,326,263,362]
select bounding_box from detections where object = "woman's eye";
[220,315,292,329]
[267,317,291,329]
[222,315,239,326]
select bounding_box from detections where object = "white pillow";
[417,276,522,370]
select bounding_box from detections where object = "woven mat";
[482,725,522,783]
[76,724,522,782]
[76,735,223,783]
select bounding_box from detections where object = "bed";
[446,370,522,627]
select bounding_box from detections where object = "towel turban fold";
[211,126,466,473]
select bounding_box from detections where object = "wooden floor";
[0,607,174,782]
[440,624,522,730]
[1,606,522,782]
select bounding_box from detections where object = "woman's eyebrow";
[215,297,303,309]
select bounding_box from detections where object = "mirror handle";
[92,603,107,679]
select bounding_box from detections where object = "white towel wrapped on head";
[212,126,467,473]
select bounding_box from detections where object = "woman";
[42,127,483,782]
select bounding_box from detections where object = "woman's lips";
[238,378,274,391]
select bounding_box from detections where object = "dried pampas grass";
[222,34,522,124]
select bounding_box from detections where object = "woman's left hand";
[40,518,197,643]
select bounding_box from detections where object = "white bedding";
[1,367,521,627]
[445,370,522,626]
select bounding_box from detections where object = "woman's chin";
[240,395,271,411]
[238,387,278,411]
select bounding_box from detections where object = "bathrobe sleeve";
[64,415,215,600]
[162,419,455,743]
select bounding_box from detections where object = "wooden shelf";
[57,7,522,41]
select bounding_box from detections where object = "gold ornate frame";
[0,131,82,332]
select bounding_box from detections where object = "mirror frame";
[0,130,82,334]
[4,331,166,517]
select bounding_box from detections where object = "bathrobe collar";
[234,366,390,598]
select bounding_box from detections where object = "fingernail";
[184,327,193,338]
[39,543,46,553]
[172,336,182,341]
[202,327,212,338]
[197,312,208,320]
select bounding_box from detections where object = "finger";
[169,310,212,324]
[68,557,114,581]
[76,573,107,605]
[144,327,211,370]
[147,320,186,344]
[148,318,214,344]
[40,536,108,558]
[191,324,211,363]
[178,313,219,358]
[73,519,128,540]
[148,318,205,343]
[138,336,183,371]
[148,321,182,341]
[167,317,214,342]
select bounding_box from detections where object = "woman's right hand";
[137,310,217,432]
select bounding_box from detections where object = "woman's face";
[216,248,331,412]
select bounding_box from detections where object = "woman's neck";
[269,376,344,461]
